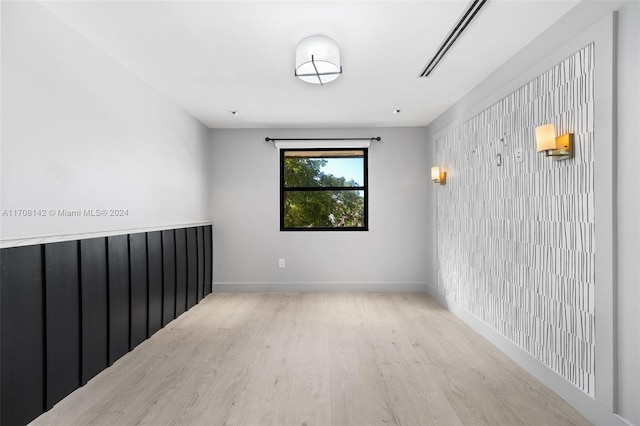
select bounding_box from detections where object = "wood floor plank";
[31,293,591,426]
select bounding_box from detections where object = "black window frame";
[280,148,369,231]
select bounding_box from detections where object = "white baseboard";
[424,285,629,426]
[213,282,428,293]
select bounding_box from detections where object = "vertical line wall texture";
[435,44,595,396]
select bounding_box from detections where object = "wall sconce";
[535,124,573,161]
[431,167,446,185]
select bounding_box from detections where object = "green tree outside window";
[281,149,368,230]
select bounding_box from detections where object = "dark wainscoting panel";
[0,245,45,426]
[147,231,163,336]
[174,228,187,316]
[80,237,108,385]
[44,241,81,410]
[161,230,176,326]
[107,235,130,365]
[0,225,211,425]
[205,225,213,294]
[186,227,198,309]
[129,233,148,349]
[197,226,205,301]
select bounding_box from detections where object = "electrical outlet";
[514,148,523,163]
[278,258,285,268]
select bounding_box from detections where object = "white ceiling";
[40,0,580,129]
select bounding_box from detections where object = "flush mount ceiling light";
[295,35,342,85]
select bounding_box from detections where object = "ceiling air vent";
[419,0,488,78]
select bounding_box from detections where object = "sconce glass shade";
[535,124,558,152]
[295,35,342,85]
[431,166,446,184]
[431,167,441,181]
[535,123,574,160]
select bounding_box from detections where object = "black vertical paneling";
[44,241,81,410]
[0,245,44,426]
[174,228,187,316]
[196,226,205,301]
[129,233,148,349]
[80,237,108,385]
[108,235,129,365]
[186,227,198,309]
[205,225,213,295]
[161,230,176,326]
[1,224,212,424]
[147,231,163,336]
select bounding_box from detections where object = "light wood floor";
[31,293,590,426]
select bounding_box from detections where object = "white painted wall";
[616,2,640,424]
[209,127,433,292]
[1,1,211,243]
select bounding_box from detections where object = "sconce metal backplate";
[546,134,574,161]
[435,172,446,185]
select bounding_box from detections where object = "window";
[280,148,368,231]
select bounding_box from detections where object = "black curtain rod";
[265,137,381,142]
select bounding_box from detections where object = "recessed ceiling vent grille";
[419,0,488,78]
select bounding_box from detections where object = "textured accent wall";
[435,44,595,396]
